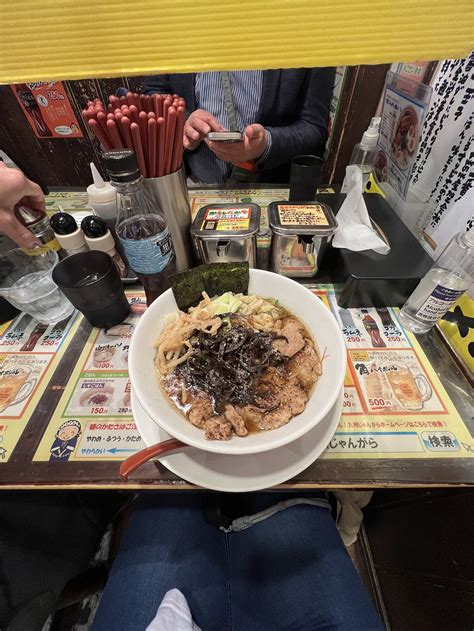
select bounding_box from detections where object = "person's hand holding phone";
[183,110,225,151]
[206,124,268,164]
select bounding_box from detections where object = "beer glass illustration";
[365,365,385,399]
[0,365,37,413]
[382,361,432,411]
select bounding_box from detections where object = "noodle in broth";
[155,293,322,440]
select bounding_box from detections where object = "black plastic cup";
[289,155,324,201]
[52,251,130,328]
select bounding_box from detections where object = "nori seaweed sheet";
[169,269,205,311]
[170,262,250,311]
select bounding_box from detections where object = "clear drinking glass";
[0,249,74,324]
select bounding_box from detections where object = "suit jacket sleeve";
[140,75,173,95]
[262,68,335,170]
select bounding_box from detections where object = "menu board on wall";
[11,82,83,139]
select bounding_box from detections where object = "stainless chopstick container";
[268,201,338,277]
[145,167,193,271]
[191,203,260,267]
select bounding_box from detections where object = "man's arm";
[262,67,335,170]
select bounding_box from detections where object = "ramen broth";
[155,293,322,440]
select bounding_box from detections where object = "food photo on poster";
[376,72,431,199]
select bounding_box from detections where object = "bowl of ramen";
[129,268,346,455]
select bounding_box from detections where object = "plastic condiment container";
[50,210,89,257]
[81,215,127,278]
[86,162,118,228]
[191,203,260,267]
[268,201,338,277]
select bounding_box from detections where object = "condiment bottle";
[86,162,130,272]
[399,231,474,334]
[348,118,380,176]
[14,204,67,258]
[360,309,386,347]
[81,215,127,278]
[86,162,118,229]
[49,207,89,257]
[103,149,176,305]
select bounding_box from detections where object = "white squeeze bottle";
[87,163,118,229]
[399,231,474,334]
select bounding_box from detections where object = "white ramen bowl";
[129,269,346,455]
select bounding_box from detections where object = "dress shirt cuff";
[256,129,272,165]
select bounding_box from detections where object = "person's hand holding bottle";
[0,162,43,248]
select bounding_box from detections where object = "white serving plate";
[132,388,343,492]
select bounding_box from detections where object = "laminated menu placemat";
[34,291,146,462]
[320,288,473,459]
[0,311,80,462]
[33,287,473,463]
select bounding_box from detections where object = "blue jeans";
[92,494,384,631]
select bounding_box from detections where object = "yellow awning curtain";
[0,0,472,84]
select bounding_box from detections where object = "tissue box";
[317,193,433,308]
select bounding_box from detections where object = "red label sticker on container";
[202,207,251,231]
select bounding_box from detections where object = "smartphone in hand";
[207,131,244,143]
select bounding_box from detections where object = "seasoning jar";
[81,215,127,278]
[268,201,338,277]
[50,210,89,257]
[14,204,67,258]
[191,203,260,267]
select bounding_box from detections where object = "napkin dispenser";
[317,193,433,308]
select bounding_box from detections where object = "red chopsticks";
[82,93,185,178]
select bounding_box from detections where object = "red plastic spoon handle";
[119,438,186,480]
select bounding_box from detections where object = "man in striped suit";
[141,69,335,184]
